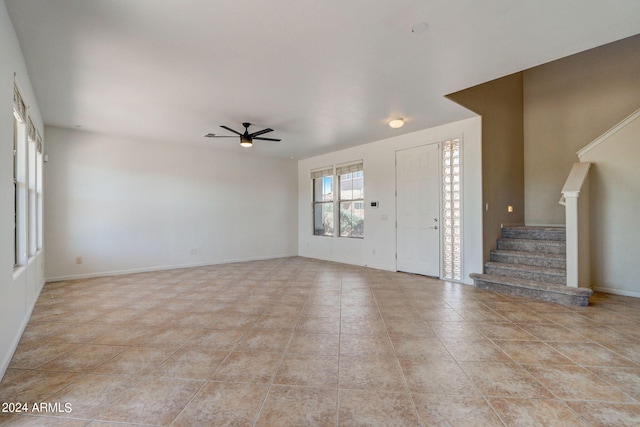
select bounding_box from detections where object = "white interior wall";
[0,2,46,380]
[44,126,298,280]
[579,113,640,297]
[298,117,483,284]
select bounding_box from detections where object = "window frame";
[311,167,335,237]
[337,163,364,238]
[13,83,28,268]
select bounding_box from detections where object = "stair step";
[470,273,592,306]
[502,226,566,241]
[497,238,566,255]
[484,262,566,285]
[490,250,566,269]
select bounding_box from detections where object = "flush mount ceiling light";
[389,119,404,129]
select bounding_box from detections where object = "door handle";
[428,226,438,230]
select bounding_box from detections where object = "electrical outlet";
[189,249,198,256]
[75,256,83,264]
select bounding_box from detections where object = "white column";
[564,193,579,288]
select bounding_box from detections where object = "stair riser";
[472,277,591,306]
[497,240,565,255]
[502,229,566,241]
[490,253,566,269]
[484,265,566,285]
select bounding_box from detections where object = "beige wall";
[580,113,640,296]
[523,34,640,225]
[447,73,524,261]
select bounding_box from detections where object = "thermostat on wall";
[370,201,379,208]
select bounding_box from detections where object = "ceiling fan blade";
[253,136,281,142]
[203,133,236,138]
[220,125,243,136]
[249,128,274,138]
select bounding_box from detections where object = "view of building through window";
[312,162,364,239]
[339,170,364,238]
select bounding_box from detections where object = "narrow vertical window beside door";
[442,139,462,280]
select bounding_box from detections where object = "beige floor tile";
[413,393,503,427]
[235,329,293,352]
[172,381,268,426]
[523,364,633,402]
[251,314,299,331]
[474,322,536,340]
[212,351,282,383]
[459,362,552,398]
[38,344,126,373]
[587,366,640,400]
[443,338,512,363]
[518,323,588,342]
[8,341,81,370]
[548,342,637,367]
[0,370,82,402]
[129,326,200,348]
[91,347,175,376]
[169,310,219,328]
[566,401,640,427]
[90,326,154,347]
[19,321,73,342]
[154,348,228,379]
[489,398,589,426]
[96,377,201,425]
[0,416,89,426]
[340,317,387,336]
[256,385,337,426]
[275,354,339,388]
[389,334,453,360]
[383,319,436,337]
[296,316,341,334]
[338,389,420,426]
[399,359,479,396]
[206,314,259,331]
[287,332,340,356]
[339,334,394,356]
[4,258,640,426]
[339,355,405,391]
[494,340,576,365]
[44,373,140,419]
[183,328,246,350]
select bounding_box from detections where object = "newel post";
[560,162,591,288]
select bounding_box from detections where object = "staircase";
[470,226,593,306]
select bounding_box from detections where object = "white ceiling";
[6,0,640,159]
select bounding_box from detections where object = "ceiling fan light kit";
[205,122,281,148]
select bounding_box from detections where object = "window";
[28,116,37,257]
[337,162,364,238]
[36,133,43,250]
[312,167,334,236]
[13,83,27,267]
[442,138,462,280]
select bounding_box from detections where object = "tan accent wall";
[447,73,524,261]
[523,34,640,225]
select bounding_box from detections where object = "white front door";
[396,144,440,276]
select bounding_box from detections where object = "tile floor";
[1,256,640,426]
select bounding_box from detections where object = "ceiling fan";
[203,122,281,148]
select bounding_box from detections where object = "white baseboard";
[45,253,298,282]
[593,286,640,298]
